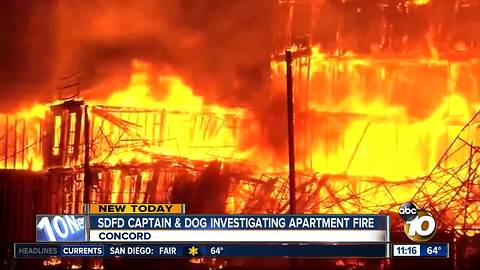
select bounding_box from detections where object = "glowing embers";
[410,0,431,5]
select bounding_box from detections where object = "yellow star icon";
[188,246,199,256]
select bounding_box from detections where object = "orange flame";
[6,51,479,182]
[411,0,431,5]
[4,47,480,225]
[270,46,478,180]
[90,60,247,166]
[0,103,47,171]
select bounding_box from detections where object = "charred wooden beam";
[83,105,91,206]
[5,115,8,168]
[82,105,90,270]
[133,174,142,203]
[13,117,17,169]
[286,50,297,214]
[22,119,26,168]
[73,107,83,163]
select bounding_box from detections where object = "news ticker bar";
[15,243,390,258]
[14,243,450,258]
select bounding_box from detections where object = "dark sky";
[0,0,274,112]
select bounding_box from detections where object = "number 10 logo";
[399,202,437,243]
[36,215,86,242]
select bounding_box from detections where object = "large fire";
[1,45,480,227]
[2,49,480,179]
[270,46,479,180]
[4,4,480,270]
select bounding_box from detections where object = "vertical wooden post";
[5,115,8,168]
[38,118,43,169]
[82,105,90,269]
[73,109,82,164]
[13,117,17,169]
[144,169,160,203]
[159,110,165,143]
[286,50,296,214]
[134,174,142,203]
[144,113,149,139]
[118,173,125,203]
[83,105,90,206]
[22,119,26,169]
[152,113,157,144]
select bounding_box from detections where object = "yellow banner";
[87,204,185,214]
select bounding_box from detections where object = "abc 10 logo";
[398,202,437,243]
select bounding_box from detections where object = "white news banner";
[89,230,388,242]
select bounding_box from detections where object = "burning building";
[1,0,480,269]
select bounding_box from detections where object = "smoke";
[4,0,479,164]
[0,1,58,111]
[0,0,274,112]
